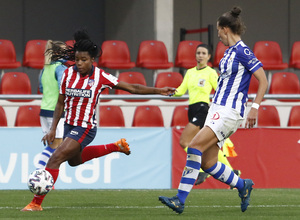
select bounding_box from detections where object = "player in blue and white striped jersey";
[159,6,268,214]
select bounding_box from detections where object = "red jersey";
[60,66,118,128]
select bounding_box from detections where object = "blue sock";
[204,161,244,190]
[177,148,202,204]
[36,146,56,169]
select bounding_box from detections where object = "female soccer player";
[21,29,175,211]
[173,44,240,185]
[159,6,268,214]
[36,40,67,169]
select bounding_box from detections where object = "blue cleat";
[158,195,184,214]
[238,179,254,212]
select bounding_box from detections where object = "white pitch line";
[3,204,300,210]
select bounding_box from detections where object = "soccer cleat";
[195,172,209,185]
[158,195,184,214]
[21,201,43,211]
[238,179,254,212]
[114,138,131,155]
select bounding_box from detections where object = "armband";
[251,103,260,110]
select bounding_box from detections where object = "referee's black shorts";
[188,102,209,128]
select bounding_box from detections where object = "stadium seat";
[213,41,229,67]
[99,105,125,127]
[269,72,300,101]
[171,105,189,127]
[154,71,186,102]
[0,39,21,69]
[98,40,135,69]
[14,105,41,127]
[136,40,173,69]
[22,40,47,69]
[253,41,288,70]
[0,106,7,126]
[289,41,300,69]
[132,105,164,127]
[257,105,280,127]
[65,40,75,47]
[0,72,32,102]
[174,40,202,69]
[287,106,300,126]
[115,72,147,102]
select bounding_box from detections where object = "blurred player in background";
[35,40,67,169]
[21,29,175,211]
[159,6,268,214]
[172,43,240,186]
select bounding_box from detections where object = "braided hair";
[51,29,102,62]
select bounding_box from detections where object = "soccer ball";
[27,169,54,195]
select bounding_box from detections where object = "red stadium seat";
[257,105,280,127]
[253,41,288,70]
[289,41,300,69]
[287,106,300,126]
[98,40,135,69]
[0,106,7,126]
[65,40,75,47]
[213,41,229,68]
[14,105,41,127]
[23,40,47,69]
[171,105,189,127]
[136,40,173,69]
[269,72,300,101]
[175,40,202,69]
[99,105,125,127]
[0,72,32,102]
[155,72,186,102]
[132,105,164,127]
[0,39,21,69]
[115,72,147,102]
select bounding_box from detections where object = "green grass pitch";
[1,189,300,219]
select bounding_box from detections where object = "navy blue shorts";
[64,123,97,150]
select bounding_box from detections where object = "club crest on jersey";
[88,79,95,87]
[66,88,92,98]
[183,167,193,176]
[198,79,206,87]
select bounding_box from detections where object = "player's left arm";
[114,81,176,96]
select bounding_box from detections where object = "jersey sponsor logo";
[198,79,206,87]
[248,58,258,65]
[66,88,92,98]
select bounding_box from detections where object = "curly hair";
[51,29,102,62]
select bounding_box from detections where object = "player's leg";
[159,126,218,214]
[36,117,64,169]
[179,122,200,150]
[218,149,233,170]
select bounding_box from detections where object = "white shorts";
[40,116,64,138]
[204,103,243,148]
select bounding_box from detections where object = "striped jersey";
[213,41,263,117]
[60,66,118,128]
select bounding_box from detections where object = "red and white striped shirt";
[60,66,118,128]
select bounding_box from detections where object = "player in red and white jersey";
[60,65,118,128]
[21,29,175,212]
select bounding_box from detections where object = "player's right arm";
[42,94,65,146]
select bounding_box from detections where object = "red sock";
[81,143,118,163]
[32,168,59,205]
